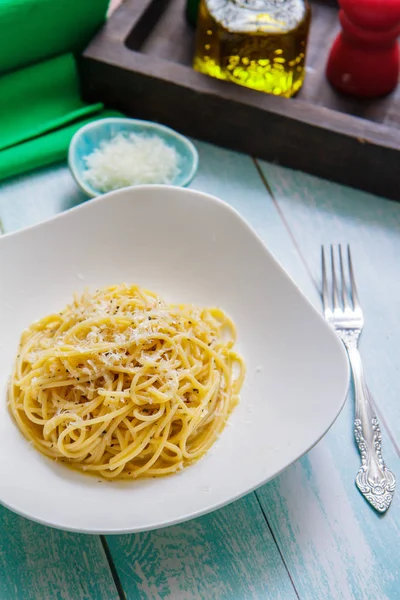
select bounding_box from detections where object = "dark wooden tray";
[80,0,400,201]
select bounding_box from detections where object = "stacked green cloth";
[0,0,109,73]
[0,0,121,182]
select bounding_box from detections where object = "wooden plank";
[189,140,312,285]
[0,507,119,600]
[254,160,400,600]
[79,0,400,201]
[257,438,400,600]
[105,494,298,600]
[0,164,86,233]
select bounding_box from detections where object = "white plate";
[0,185,349,533]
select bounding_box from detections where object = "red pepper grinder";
[326,0,400,97]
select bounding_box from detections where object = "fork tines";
[321,244,360,313]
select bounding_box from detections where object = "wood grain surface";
[106,495,298,600]
[0,506,118,600]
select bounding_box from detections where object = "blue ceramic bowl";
[68,117,199,197]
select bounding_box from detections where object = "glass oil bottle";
[193,0,311,98]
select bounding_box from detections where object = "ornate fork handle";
[344,334,396,513]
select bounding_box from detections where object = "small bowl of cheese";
[68,117,199,197]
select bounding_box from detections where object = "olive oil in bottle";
[193,0,311,97]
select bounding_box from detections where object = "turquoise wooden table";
[0,141,399,600]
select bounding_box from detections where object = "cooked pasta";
[8,284,245,480]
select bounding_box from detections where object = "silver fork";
[321,245,395,513]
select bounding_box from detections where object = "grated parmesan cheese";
[83,132,180,192]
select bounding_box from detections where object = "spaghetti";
[8,284,244,480]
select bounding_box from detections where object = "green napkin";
[0,110,122,181]
[0,0,109,74]
[0,54,103,151]
[0,0,124,182]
